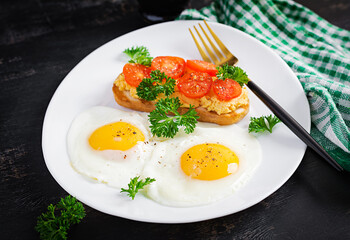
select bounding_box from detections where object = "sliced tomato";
[177,72,213,99]
[151,56,185,79]
[123,63,151,87]
[212,78,242,101]
[186,60,218,76]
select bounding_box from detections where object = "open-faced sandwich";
[113,47,250,126]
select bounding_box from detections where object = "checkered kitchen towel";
[178,0,350,170]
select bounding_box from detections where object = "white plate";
[42,20,310,223]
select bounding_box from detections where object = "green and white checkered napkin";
[178,0,350,170]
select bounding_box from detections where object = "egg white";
[142,122,262,207]
[67,106,152,188]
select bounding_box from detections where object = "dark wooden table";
[1,0,350,239]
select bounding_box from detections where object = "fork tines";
[189,20,238,66]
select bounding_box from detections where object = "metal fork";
[189,20,343,172]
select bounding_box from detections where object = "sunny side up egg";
[142,123,262,207]
[67,106,153,188]
[67,106,261,207]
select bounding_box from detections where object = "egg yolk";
[89,122,145,151]
[180,143,239,181]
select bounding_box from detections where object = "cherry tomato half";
[186,60,218,76]
[212,78,242,101]
[177,72,213,99]
[151,56,185,79]
[123,63,151,87]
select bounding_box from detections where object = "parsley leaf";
[149,97,199,138]
[216,64,249,86]
[35,195,86,240]
[248,115,281,133]
[120,176,156,200]
[123,46,153,66]
[136,70,176,101]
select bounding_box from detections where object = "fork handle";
[246,80,343,172]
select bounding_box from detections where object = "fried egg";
[142,123,261,207]
[67,106,152,188]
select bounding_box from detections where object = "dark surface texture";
[1,0,350,239]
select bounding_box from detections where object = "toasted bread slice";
[112,73,249,125]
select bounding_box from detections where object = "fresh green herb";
[136,69,198,138]
[248,115,281,133]
[149,97,199,138]
[136,70,176,101]
[216,64,249,86]
[123,46,153,66]
[35,195,86,240]
[121,176,156,200]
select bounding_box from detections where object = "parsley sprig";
[149,97,199,138]
[136,69,199,138]
[123,46,153,66]
[136,70,176,101]
[35,196,86,240]
[121,176,156,200]
[216,64,249,86]
[248,115,281,133]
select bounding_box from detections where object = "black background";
[1,0,350,239]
